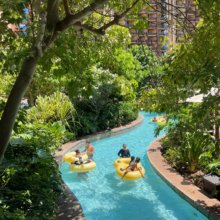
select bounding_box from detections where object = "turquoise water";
[60,112,208,220]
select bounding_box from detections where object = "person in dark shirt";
[118,144,130,158]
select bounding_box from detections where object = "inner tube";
[116,163,145,180]
[157,119,166,125]
[70,161,96,172]
[113,157,131,168]
[114,158,145,180]
[63,152,88,163]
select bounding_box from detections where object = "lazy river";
[60,112,208,220]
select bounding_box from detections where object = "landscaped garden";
[0,0,219,219]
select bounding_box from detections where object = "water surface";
[60,112,207,220]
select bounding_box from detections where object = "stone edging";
[55,114,144,220]
[147,137,220,220]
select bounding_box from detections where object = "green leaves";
[132,17,149,31]
[27,92,75,129]
[1,117,64,219]
[207,160,220,175]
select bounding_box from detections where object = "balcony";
[160,16,167,21]
[161,44,168,50]
[148,32,157,36]
[131,35,138,42]
[149,21,159,27]
[148,35,158,40]
[160,30,167,36]
[149,0,157,5]
[148,13,157,19]
[148,17,158,21]
[161,23,167,28]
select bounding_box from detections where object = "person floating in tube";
[121,157,144,180]
[118,144,130,158]
[82,141,95,161]
[73,149,84,165]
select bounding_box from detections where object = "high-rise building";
[123,0,199,55]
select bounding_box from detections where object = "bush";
[13,121,73,152]
[179,131,215,173]
[118,102,138,125]
[164,131,215,173]
[164,146,185,172]
[0,110,72,219]
[0,136,62,219]
[206,160,220,176]
[27,92,75,131]
[74,100,138,137]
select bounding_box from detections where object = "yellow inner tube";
[70,161,96,173]
[157,119,166,125]
[63,152,88,163]
[116,163,145,180]
[113,157,131,168]
[114,158,145,180]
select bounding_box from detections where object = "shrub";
[164,131,215,173]
[207,160,220,176]
[13,121,73,152]
[27,92,75,131]
[118,102,138,125]
[180,131,215,173]
[0,134,62,219]
[74,100,138,137]
[164,146,185,172]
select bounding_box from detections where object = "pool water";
[60,112,208,220]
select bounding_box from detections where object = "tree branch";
[72,0,141,37]
[46,0,59,32]
[42,0,109,51]
[73,22,105,35]
[63,0,71,16]
[34,12,47,57]
[93,8,114,18]
[56,0,109,32]
[99,0,141,33]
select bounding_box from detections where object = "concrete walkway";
[147,137,220,220]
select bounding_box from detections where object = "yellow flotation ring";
[113,157,131,168]
[63,152,88,163]
[116,162,145,180]
[114,158,145,180]
[157,119,166,125]
[70,161,96,173]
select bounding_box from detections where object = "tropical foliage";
[27,92,75,129]
[1,0,220,218]
[140,0,220,182]
[0,132,62,220]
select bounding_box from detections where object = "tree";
[0,0,144,161]
[141,0,220,149]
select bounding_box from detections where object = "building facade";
[124,0,199,55]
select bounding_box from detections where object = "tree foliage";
[141,0,220,174]
[0,0,145,161]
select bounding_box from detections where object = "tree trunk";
[0,55,39,162]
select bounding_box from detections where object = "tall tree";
[0,0,143,161]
